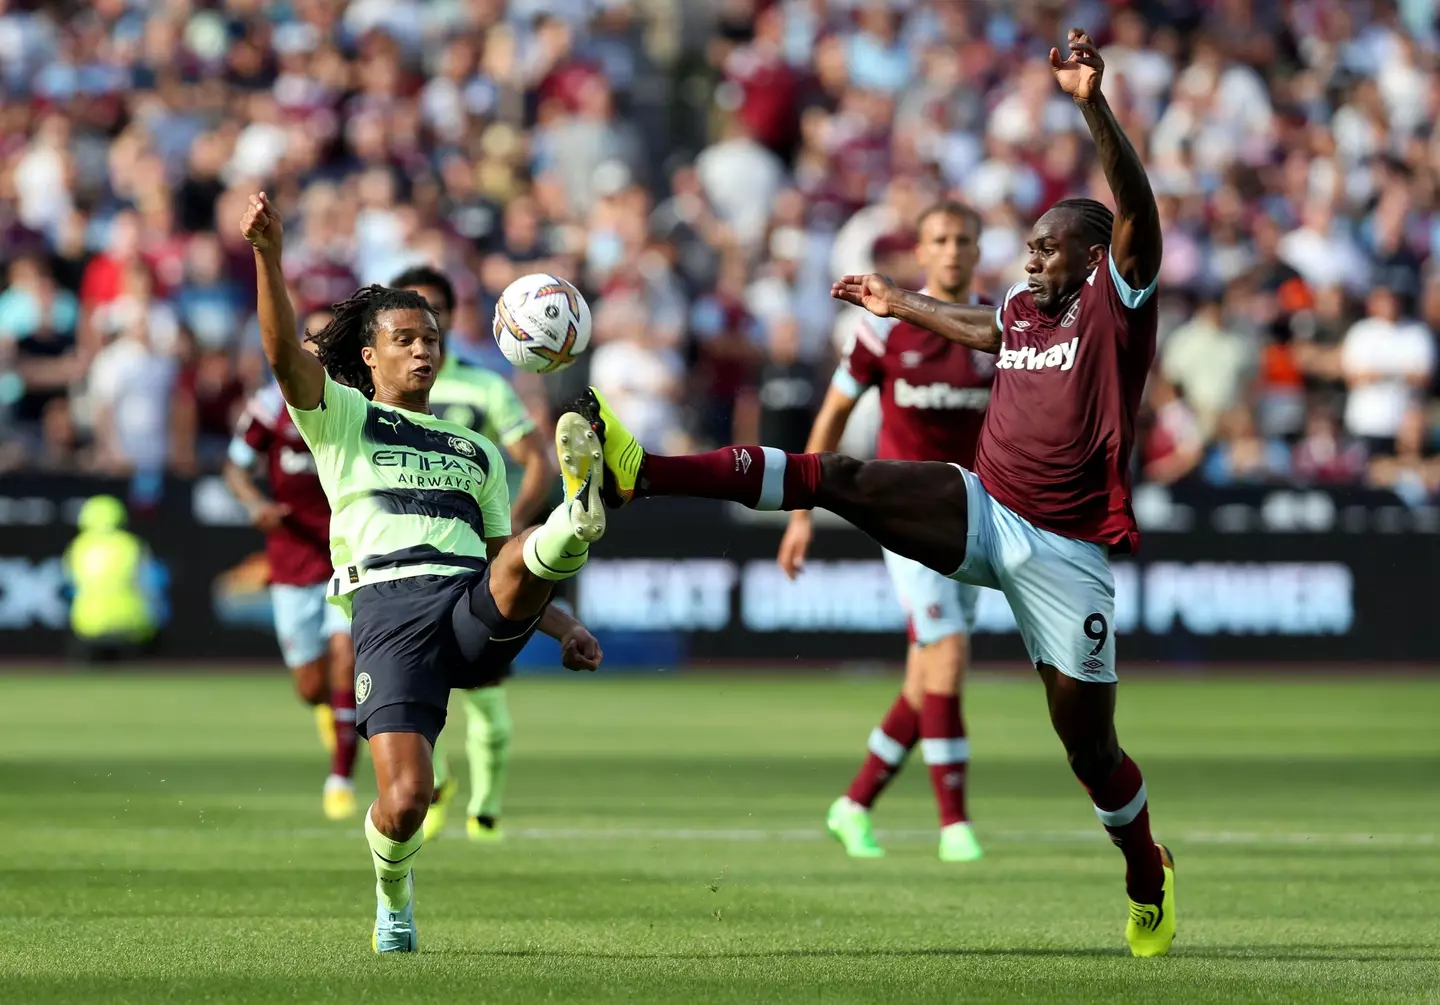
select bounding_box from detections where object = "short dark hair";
[1050,198,1115,248]
[307,285,436,399]
[916,199,982,237]
[389,265,455,315]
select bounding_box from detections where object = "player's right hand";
[241,192,283,255]
[831,273,898,318]
[777,512,813,580]
[249,500,291,532]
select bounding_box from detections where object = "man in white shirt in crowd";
[1340,283,1435,455]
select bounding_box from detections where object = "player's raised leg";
[567,388,970,576]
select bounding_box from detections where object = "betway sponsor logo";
[996,336,1079,371]
[893,380,990,410]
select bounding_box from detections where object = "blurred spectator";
[1160,292,1256,439]
[1367,406,1440,504]
[1339,285,1436,453]
[1202,407,1292,486]
[748,316,817,452]
[1140,380,1203,486]
[1293,403,1369,487]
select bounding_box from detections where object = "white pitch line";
[30,825,1438,847]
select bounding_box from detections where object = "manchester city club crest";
[448,435,477,458]
[356,672,372,705]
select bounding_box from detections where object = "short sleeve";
[1107,253,1159,310]
[286,371,367,449]
[488,376,537,447]
[478,438,512,539]
[832,317,885,399]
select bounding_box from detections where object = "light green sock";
[431,735,451,790]
[464,687,513,819]
[365,804,423,911]
[523,504,590,581]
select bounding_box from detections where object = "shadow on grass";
[427,943,1437,963]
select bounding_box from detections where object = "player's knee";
[380,775,433,837]
[293,661,327,705]
[817,452,864,491]
[919,634,967,694]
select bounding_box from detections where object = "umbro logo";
[734,448,752,474]
[1129,901,1163,932]
[1010,320,1031,330]
[900,350,923,367]
[1082,657,1106,671]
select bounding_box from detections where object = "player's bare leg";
[324,632,359,820]
[917,634,981,862]
[1038,664,1175,955]
[569,388,970,575]
[290,656,335,754]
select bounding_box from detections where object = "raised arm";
[1052,28,1162,290]
[831,274,1000,353]
[241,192,326,410]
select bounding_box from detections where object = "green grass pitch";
[1,671,1437,1004]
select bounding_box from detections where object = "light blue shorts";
[271,583,350,669]
[950,467,1117,683]
[881,548,978,645]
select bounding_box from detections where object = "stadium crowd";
[0,0,1438,499]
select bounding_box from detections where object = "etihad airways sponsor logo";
[996,336,1079,372]
[893,379,990,410]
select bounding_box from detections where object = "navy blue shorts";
[349,570,543,744]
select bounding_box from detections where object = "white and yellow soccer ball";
[491,273,592,374]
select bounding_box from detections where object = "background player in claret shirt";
[563,30,1176,958]
[776,202,991,864]
[241,192,606,954]
[392,265,556,845]
[224,313,359,821]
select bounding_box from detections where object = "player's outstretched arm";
[242,192,325,411]
[777,385,859,579]
[1052,27,1161,290]
[831,275,1000,353]
[537,604,603,671]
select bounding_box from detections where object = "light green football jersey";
[428,355,536,450]
[287,372,511,615]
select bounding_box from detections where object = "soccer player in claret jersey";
[224,311,359,821]
[392,265,556,845]
[564,30,1175,956]
[777,202,992,864]
[241,192,606,954]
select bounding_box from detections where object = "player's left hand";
[560,625,603,672]
[831,273,899,318]
[1050,28,1104,102]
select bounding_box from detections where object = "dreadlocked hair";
[305,285,435,399]
[1051,198,1115,248]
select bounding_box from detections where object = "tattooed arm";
[830,275,1001,354]
[1052,27,1162,291]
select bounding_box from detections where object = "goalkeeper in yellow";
[242,192,605,953]
[390,266,554,846]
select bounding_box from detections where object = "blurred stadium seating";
[0,0,1435,496]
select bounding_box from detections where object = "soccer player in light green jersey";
[391,265,555,845]
[242,192,607,954]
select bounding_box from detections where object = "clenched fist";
[241,192,284,255]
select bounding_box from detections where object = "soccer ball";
[492,273,592,374]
